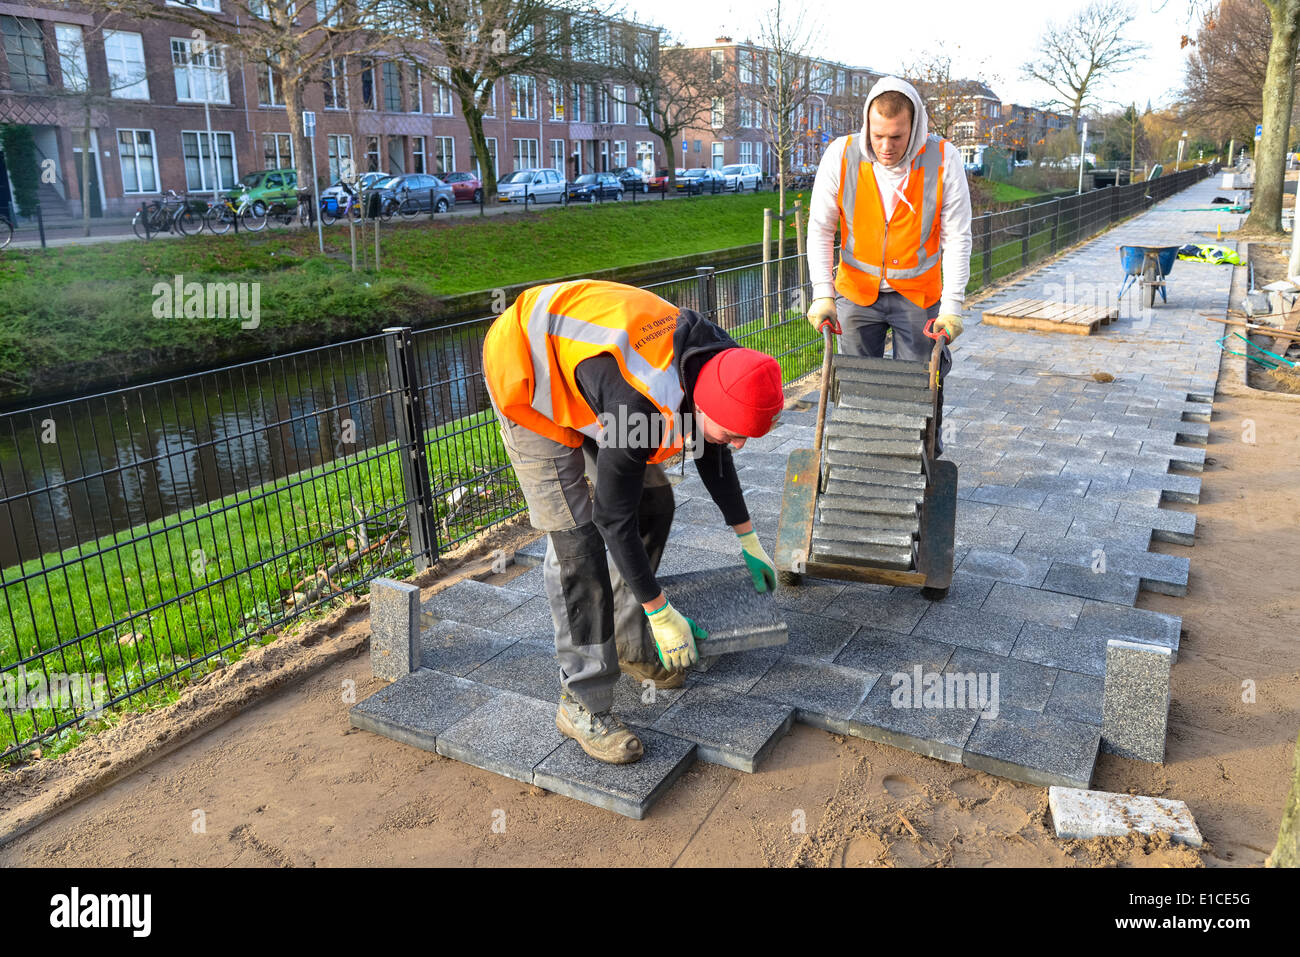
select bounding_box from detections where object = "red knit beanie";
[694,348,784,438]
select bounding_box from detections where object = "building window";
[512,138,539,171]
[258,54,285,107]
[434,136,455,175]
[166,0,220,10]
[739,96,753,129]
[171,37,230,104]
[739,49,754,85]
[550,138,565,174]
[612,86,626,125]
[712,142,724,169]
[599,140,608,171]
[510,75,537,120]
[315,0,343,26]
[482,79,496,118]
[412,135,426,174]
[365,136,380,172]
[263,133,293,169]
[740,141,752,165]
[432,66,453,115]
[327,134,353,181]
[710,49,724,80]
[636,140,654,174]
[597,85,609,124]
[548,79,564,121]
[383,61,402,111]
[54,23,87,92]
[471,137,497,179]
[322,57,347,109]
[409,65,423,112]
[105,30,149,100]
[635,87,650,126]
[117,129,158,193]
[360,59,375,109]
[613,140,627,168]
[711,97,724,129]
[181,130,236,191]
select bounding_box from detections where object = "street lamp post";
[1076,120,1088,195]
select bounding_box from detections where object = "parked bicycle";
[320,181,366,226]
[133,190,204,239]
[204,191,257,235]
[243,196,297,232]
[0,209,13,250]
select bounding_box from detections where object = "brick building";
[0,1,660,218]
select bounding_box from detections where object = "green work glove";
[934,313,964,341]
[645,599,705,671]
[738,529,777,593]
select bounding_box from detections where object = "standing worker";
[483,279,785,765]
[806,77,973,388]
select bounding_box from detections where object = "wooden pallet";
[981,298,1119,336]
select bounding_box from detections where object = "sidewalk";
[346,179,1245,815]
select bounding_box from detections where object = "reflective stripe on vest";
[840,133,944,281]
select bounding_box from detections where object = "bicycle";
[133,190,199,239]
[241,197,296,232]
[204,192,256,235]
[320,182,365,226]
[396,186,423,220]
[0,210,13,250]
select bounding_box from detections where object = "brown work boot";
[556,692,643,764]
[620,658,686,689]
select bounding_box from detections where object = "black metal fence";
[0,165,1214,759]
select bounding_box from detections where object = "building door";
[72,130,104,217]
[387,136,405,175]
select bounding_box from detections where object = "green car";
[229,167,299,210]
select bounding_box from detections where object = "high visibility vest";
[483,279,687,464]
[835,132,946,309]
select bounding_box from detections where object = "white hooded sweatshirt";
[807,76,972,317]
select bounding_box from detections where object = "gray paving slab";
[1077,601,1181,658]
[533,729,697,820]
[958,548,1052,588]
[491,595,557,642]
[953,522,1026,553]
[1010,622,1110,677]
[845,675,983,763]
[1040,562,1142,605]
[651,684,795,772]
[369,578,422,680]
[991,505,1073,537]
[961,706,1100,789]
[689,647,782,693]
[435,691,567,784]
[610,674,696,726]
[465,638,563,702]
[1114,503,1197,545]
[505,565,547,596]
[984,581,1084,629]
[515,536,548,566]
[749,655,879,733]
[1101,639,1172,763]
[823,585,932,634]
[967,485,1047,510]
[1045,669,1104,726]
[834,627,957,677]
[781,610,861,660]
[914,602,1027,656]
[942,647,1058,713]
[1048,787,1203,846]
[419,619,519,677]
[349,669,499,751]
[904,569,993,606]
[421,579,533,629]
[656,567,788,656]
[1065,520,1154,550]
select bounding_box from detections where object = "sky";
[623,0,1208,114]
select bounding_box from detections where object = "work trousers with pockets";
[836,289,951,452]
[490,398,674,715]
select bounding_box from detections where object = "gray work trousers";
[490,397,674,714]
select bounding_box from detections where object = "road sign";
[821,132,830,144]
[1256,123,1264,140]
[303,111,316,138]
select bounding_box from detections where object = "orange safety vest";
[483,279,688,464]
[835,132,946,309]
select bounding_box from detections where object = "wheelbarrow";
[773,321,958,600]
[1118,244,1180,309]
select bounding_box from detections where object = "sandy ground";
[1,369,1294,867]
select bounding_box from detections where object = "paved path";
[351,178,1243,817]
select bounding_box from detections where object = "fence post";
[383,326,439,572]
[794,199,808,316]
[35,202,47,248]
[696,266,718,325]
[1020,205,1030,270]
[981,213,992,289]
[1050,198,1061,255]
[762,208,773,328]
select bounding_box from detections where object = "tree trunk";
[1269,728,1300,867]
[81,101,92,238]
[655,129,677,187]
[284,75,314,196]
[458,89,496,200]
[1248,0,1300,232]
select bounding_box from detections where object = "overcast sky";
[624,0,1207,113]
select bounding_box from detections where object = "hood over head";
[861,76,929,168]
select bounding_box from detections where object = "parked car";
[614,167,648,192]
[375,173,456,214]
[566,172,624,202]
[720,163,763,192]
[442,171,484,203]
[649,168,673,190]
[229,167,299,210]
[497,168,566,203]
[320,171,390,209]
[675,167,727,194]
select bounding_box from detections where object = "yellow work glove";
[807,297,841,334]
[737,530,776,593]
[934,314,964,341]
[645,599,705,671]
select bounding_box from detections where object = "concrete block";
[774,577,848,616]
[748,655,879,733]
[1114,503,1196,546]
[913,602,1026,655]
[350,669,497,751]
[1041,562,1141,605]
[959,548,1052,588]
[505,565,546,596]
[781,610,860,660]
[610,673,695,727]
[652,684,794,772]
[515,535,548,567]
[835,628,956,677]
[984,582,1084,629]
[921,570,993,607]
[1011,623,1109,677]
[369,578,422,680]
[421,579,532,629]
[1078,602,1181,658]
[419,619,517,677]
[435,691,566,784]
[491,595,556,643]
[654,544,735,577]
[991,506,1072,537]
[690,647,782,693]
[845,676,982,763]
[967,485,1046,510]
[533,729,697,820]
[1125,470,1202,504]
[655,566,788,657]
[466,638,562,702]
[953,522,1026,553]
[942,647,1057,712]
[961,706,1100,789]
[823,586,932,634]
[1101,639,1172,763]
[1048,786,1203,847]
[1065,520,1154,550]
[1044,669,1104,726]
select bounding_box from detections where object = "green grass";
[987,182,1046,204]
[0,193,798,403]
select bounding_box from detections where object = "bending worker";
[806,76,972,384]
[483,279,784,765]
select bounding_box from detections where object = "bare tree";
[396,1,620,200]
[1181,0,1281,142]
[1245,0,1300,231]
[751,0,820,221]
[1022,0,1147,125]
[904,46,992,142]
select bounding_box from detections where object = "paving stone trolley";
[775,325,958,599]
